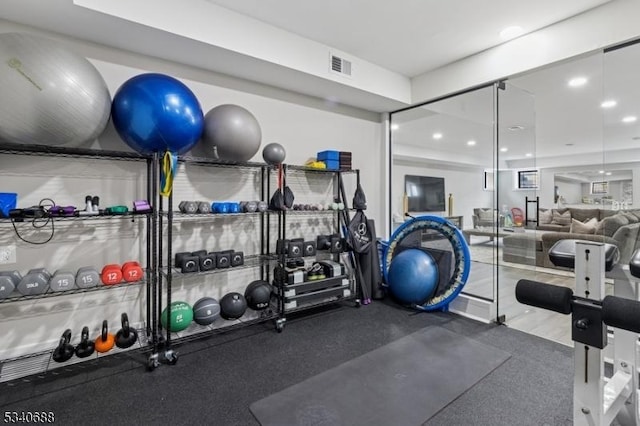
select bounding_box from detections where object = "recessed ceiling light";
[508,125,524,131]
[632,136,640,141]
[599,170,605,174]
[467,140,476,146]
[500,147,508,152]
[525,153,533,157]
[605,172,612,176]
[391,124,399,130]
[565,143,574,146]
[568,77,588,87]
[432,132,443,140]
[622,116,637,123]
[499,26,524,40]
[601,100,617,109]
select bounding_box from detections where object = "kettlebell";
[115,313,138,349]
[52,329,74,363]
[75,326,95,358]
[94,320,115,353]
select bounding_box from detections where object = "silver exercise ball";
[262,142,286,165]
[201,104,262,162]
[0,32,111,146]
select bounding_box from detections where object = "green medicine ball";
[161,301,194,332]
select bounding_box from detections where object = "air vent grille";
[330,54,352,76]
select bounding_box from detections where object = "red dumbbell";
[101,264,123,285]
[122,261,143,283]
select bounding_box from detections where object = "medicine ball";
[220,292,248,320]
[192,297,221,326]
[160,301,194,332]
[244,280,272,311]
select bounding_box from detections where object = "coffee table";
[462,227,526,244]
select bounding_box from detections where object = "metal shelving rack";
[269,165,360,333]
[0,142,157,380]
[154,156,277,367]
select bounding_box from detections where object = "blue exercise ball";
[387,248,439,305]
[111,73,204,155]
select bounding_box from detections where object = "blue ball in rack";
[111,73,204,155]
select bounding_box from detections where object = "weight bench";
[516,239,640,426]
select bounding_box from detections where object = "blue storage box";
[324,160,340,170]
[0,193,17,217]
[317,150,339,161]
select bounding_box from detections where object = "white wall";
[0,22,383,376]
[392,159,493,231]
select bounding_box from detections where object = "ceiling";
[0,0,616,113]
[206,0,612,77]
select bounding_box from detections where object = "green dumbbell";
[0,270,21,299]
[76,266,100,289]
[17,268,51,296]
[50,269,77,292]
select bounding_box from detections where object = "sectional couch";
[502,207,640,268]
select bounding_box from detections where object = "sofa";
[502,207,640,268]
[472,208,504,228]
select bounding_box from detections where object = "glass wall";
[389,84,497,302]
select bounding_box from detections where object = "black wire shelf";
[160,211,264,219]
[162,254,277,279]
[284,165,356,174]
[0,142,149,162]
[0,279,147,305]
[177,155,266,170]
[0,211,151,224]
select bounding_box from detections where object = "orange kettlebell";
[95,320,115,353]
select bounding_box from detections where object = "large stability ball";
[111,73,204,155]
[201,104,261,162]
[0,32,111,147]
[387,249,439,305]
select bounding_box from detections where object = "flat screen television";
[405,175,445,212]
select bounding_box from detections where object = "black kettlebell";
[75,326,95,358]
[115,313,138,349]
[52,329,74,363]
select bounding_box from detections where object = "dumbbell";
[101,264,123,285]
[179,201,198,214]
[0,270,21,299]
[115,313,138,349]
[257,201,268,212]
[52,329,74,363]
[49,269,76,292]
[231,251,244,267]
[95,320,115,353]
[216,251,232,268]
[244,201,258,213]
[17,268,51,296]
[197,201,211,214]
[195,251,216,272]
[122,261,143,283]
[303,241,317,257]
[175,252,199,273]
[75,326,95,358]
[76,266,100,289]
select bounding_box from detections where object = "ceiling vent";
[330,53,352,77]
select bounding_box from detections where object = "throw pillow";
[570,218,596,234]
[551,210,571,226]
[622,212,639,224]
[595,214,629,237]
[478,209,495,221]
[538,209,552,224]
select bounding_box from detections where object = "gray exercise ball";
[201,104,262,162]
[262,142,286,165]
[0,32,111,147]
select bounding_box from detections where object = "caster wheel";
[165,349,178,365]
[275,319,285,333]
[147,354,159,371]
[355,299,361,308]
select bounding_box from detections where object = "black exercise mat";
[250,326,511,426]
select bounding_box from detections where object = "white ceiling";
[207,0,612,77]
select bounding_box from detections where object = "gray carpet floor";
[0,300,574,425]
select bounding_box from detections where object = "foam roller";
[515,279,573,315]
